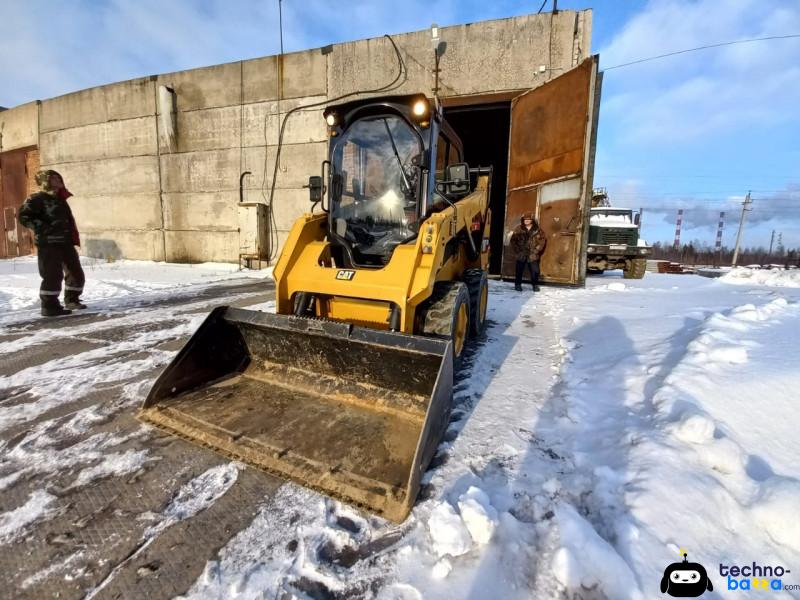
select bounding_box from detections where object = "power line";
[600,174,799,180]
[603,34,800,71]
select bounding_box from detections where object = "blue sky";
[2,0,798,249]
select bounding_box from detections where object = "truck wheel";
[463,269,489,337]
[623,258,647,279]
[418,281,471,370]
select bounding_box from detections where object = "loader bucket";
[139,306,453,522]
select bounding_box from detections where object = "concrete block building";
[0,10,599,284]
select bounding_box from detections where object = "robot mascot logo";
[661,550,714,597]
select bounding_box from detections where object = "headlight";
[325,112,337,127]
[412,99,428,117]
[639,248,648,254]
[587,246,596,253]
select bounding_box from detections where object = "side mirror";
[446,162,470,196]
[306,176,324,203]
[634,213,641,226]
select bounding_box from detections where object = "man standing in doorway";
[19,170,87,316]
[510,212,547,292]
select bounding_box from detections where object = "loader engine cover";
[139,306,453,522]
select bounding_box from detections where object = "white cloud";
[599,0,800,143]
[0,0,467,107]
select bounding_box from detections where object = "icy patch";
[0,316,193,430]
[427,502,472,558]
[0,415,149,491]
[74,449,151,487]
[148,462,240,536]
[86,463,241,599]
[0,490,57,544]
[552,503,643,599]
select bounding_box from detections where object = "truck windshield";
[330,115,422,265]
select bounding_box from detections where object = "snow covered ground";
[1,261,799,598]
[0,256,270,324]
[178,268,800,599]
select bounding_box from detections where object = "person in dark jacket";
[509,212,547,292]
[18,170,86,316]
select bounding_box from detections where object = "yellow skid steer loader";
[140,95,492,522]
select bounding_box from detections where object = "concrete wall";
[16,9,591,263]
[0,102,39,152]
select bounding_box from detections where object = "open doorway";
[443,102,510,275]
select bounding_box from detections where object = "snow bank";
[720,266,800,287]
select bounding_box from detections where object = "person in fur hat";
[509,212,547,292]
[19,170,86,316]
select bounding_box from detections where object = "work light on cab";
[412,99,428,117]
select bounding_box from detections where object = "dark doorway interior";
[444,102,510,274]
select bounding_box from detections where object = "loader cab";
[321,95,465,268]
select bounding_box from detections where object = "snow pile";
[721,266,800,287]
[552,504,642,599]
[427,502,472,557]
[0,490,57,544]
[426,486,498,558]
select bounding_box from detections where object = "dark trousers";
[38,245,85,307]
[515,260,540,290]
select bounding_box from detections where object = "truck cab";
[586,205,651,279]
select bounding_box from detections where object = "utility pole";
[732,191,752,267]
[769,230,775,257]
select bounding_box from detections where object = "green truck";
[586,205,651,279]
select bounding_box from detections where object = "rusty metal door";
[0,148,37,258]
[501,56,601,285]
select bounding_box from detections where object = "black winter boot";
[41,295,71,317]
[64,294,87,310]
[42,304,72,317]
